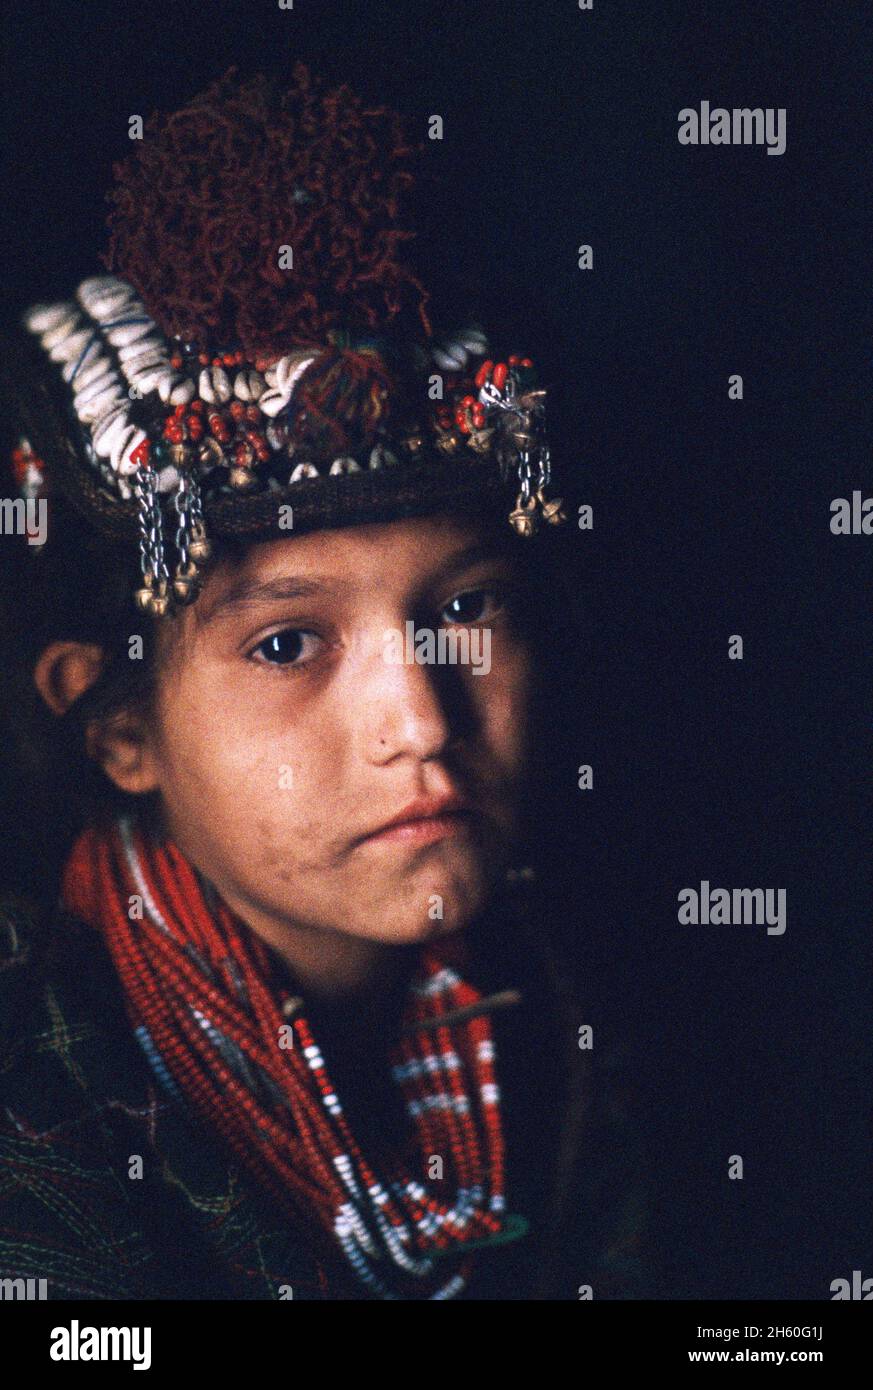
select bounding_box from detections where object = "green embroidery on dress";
[429,1212,530,1257]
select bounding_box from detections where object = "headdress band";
[22,275,566,614]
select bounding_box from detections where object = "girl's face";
[138,513,532,959]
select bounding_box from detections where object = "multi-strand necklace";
[62,815,517,1299]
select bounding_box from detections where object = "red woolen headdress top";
[20,64,565,614]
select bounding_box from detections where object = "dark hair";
[0,495,157,900]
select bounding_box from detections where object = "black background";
[2,0,870,1299]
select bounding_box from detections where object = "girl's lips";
[360,810,474,846]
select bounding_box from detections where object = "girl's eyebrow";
[197,542,513,626]
[430,541,513,582]
[197,577,339,626]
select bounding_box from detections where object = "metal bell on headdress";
[149,587,172,618]
[229,465,259,491]
[536,488,566,525]
[134,578,170,617]
[466,427,495,455]
[187,522,212,564]
[509,494,538,537]
[171,562,201,605]
[198,438,224,469]
[168,443,195,471]
[134,575,171,616]
[436,430,464,457]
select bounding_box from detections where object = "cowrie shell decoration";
[259,352,321,417]
[289,461,320,483]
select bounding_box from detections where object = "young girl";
[0,67,650,1300]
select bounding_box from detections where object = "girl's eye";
[251,629,322,667]
[440,588,503,625]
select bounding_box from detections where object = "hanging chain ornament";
[475,362,566,536]
[134,462,212,615]
[171,468,202,606]
[133,464,170,616]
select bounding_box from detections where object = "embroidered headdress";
[15,65,565,615]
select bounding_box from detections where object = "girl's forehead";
[188,516,516,626]
[226,515,509,581]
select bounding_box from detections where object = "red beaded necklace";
[61,816,515,1299]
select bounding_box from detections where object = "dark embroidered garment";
[0,889,654,1300]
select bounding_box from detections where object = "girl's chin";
[339,888,490,946]
[386,885,493,943]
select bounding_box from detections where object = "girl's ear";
[33,641,104,716]
[84,711,161,795]
[32,640,160,795]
